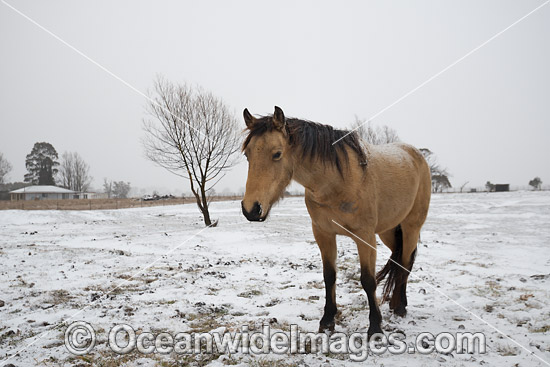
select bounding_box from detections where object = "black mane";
[243,115,366,174]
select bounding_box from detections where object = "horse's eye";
[272,152,282,160]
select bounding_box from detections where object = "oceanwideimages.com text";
[65,321,487,361]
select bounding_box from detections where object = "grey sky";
[1,0,549,194]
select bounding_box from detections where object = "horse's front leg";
[353,232,383,337]
[312,224,337,333]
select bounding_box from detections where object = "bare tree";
[58,152,92,192]
[419,148,452,193]
[351,116,400,145]
[0,152,12,184]
[113,181,131,198]
[103,179,130,198]
[143,77,240,226]
[103,178,113,198]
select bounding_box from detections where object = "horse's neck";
[291,156,343,202]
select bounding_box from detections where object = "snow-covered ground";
[0,191,549,366]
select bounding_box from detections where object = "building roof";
[10,185,77,194]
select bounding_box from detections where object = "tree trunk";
[201,206,212,226]
[190,185,212,227]
[199,185,212,226]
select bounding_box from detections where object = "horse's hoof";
[367,326,384,340]
[318,321,335,334]
[394,305,407,317]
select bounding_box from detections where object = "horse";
[241,106,431,337]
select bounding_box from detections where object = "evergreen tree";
[24,142,59,185]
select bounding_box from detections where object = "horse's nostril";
[242,201,263,221]
[251,202,261,217]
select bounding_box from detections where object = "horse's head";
[241,106,293,222]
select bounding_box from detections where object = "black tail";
[376,225,412,304]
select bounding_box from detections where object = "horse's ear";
[273,106,286,130]
[243,108,256,128]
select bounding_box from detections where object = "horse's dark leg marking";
[393,248,416,317]
[391,277,406,316]
[353,232,383,337]
[319,259,337,332]
[361,267,383,337]
[377,224,416,317]
[378,225,403,309]
[383,223,418,317]
[312,224,338,333]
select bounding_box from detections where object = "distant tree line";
[0,142,133,198]
[351,117,400,145]
[103,179,131,199]
[22,142,94,191]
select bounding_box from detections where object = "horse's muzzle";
[241,201,265,222]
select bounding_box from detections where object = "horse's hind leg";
[389,225,419,317]
[376,225,418,317]
[312,224,338,333]
[391,180,430,316]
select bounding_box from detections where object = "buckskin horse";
[241,106,431,336]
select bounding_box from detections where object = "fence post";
[89,200,92,210]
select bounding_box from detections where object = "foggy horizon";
[1,1,549,195]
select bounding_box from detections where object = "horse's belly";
[375,198,416,233]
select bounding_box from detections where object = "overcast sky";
[1,0,549,194]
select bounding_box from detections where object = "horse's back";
[368,142,426,169]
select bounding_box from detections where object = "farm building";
[495,184,510,192]
[9,185,92,201]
